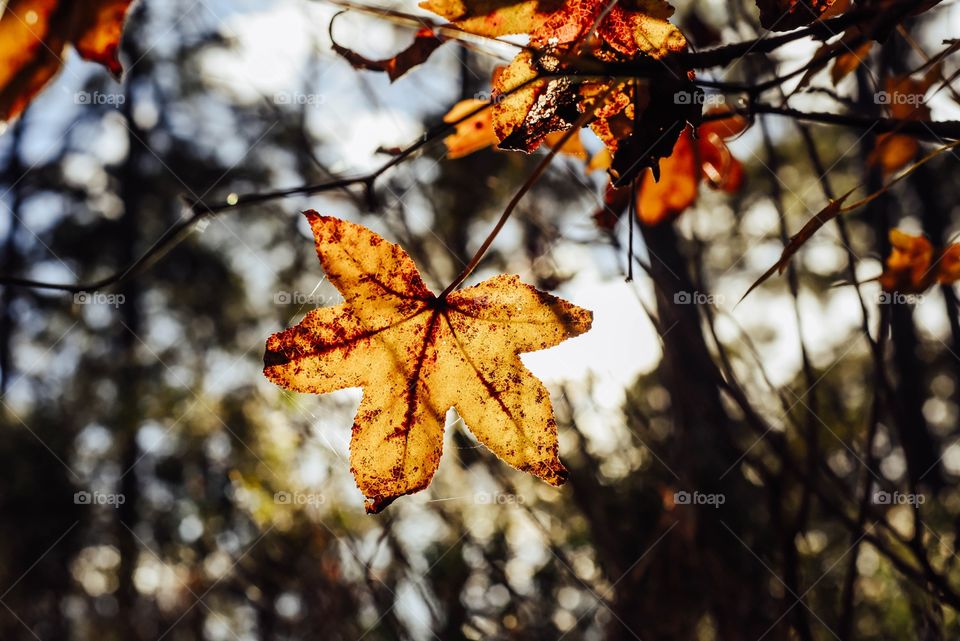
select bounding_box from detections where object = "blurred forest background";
[3,0,960,640]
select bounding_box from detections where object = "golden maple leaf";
[263,213,593,513]
[0,0,135,123]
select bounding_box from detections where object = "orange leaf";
[637,127,698,225]
[263,214,593,513]
[868,69,937,175]
[72,0,130,75]
[0,0,134,123]
[421,0,685,58]
[490,51,580,152]
[424,0,692,174]
[586,147,612,173]
[878,229,960,294]
[868,133,920,176]
[832,40,873,84]
[938,244,960,285]
[634,110,747,225]
[331,26,445,82]
[442,98,499,159]
[699,109,748,140]
[698,108,746,192]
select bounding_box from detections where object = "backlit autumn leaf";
[698,112,746,191]
[490,49,581,152]
[441,98,588,160]
[603,73,702,186]
[442,98,500,159]
[880,230,935,293]
[423,0,696,181]
[831,39,873,84]
[637,109,746,225]
[421,0,685,58]
[879,230,960,294]
[637,126,698,225]
[868,68,937,175]
[0,0,134,123]
[263,213,593,513]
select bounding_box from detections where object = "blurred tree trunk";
[114,7,147,639]
[0,118,24,393]
[857,52,943,492]
[602,223,778,641]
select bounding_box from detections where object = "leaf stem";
[438,93,611,299]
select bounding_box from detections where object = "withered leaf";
[880,229,960,294]
[263,214,593,513]
[636,109,746,225]
[740,191,853,302]
[0,0,134,123]
[609,73,702,186]
[637,125,699,225]
[868,68,938,175]
[441,97,589,159]
[831,39,873,84]
[423,0,690,163]
[331,26,446,82]
[597,0,687,59]
[421,0,685,58]
[491,50,581,152]
[754,0,838,31]
[419,0,570,42]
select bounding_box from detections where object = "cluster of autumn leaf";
[417,0,955,296]
[1,0,954,512]
[880,229,960,294]
[427,0,737,226]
